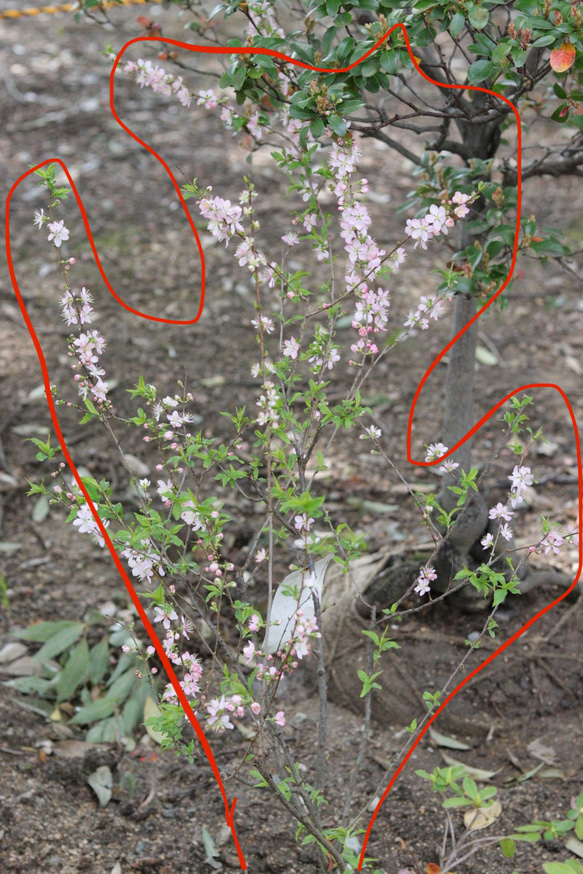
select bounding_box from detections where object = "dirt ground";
[1,4,583,873]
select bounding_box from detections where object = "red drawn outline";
[5,26,581,872]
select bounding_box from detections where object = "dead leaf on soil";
[0,542,23,553]
[202,824,222,870]
[0,642,27,664]
[53,740,101,759]
[440,752,498,781]
[199,375,225,388]
[87,765,113,807]
[516,762,546,783]
[565,355,583,375]
[527,737,556,764]
[1,655,45,677]
[537,767,567,780]
[122,454,151,477]
[429,728,471,750]
[475,345,498,366]
[566,836,583,858]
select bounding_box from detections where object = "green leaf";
[8,676,52,695]
[121,684,148,736]
[510,45,527,67]
[107,668,138,704]
[543,864,583,874]
[492,42,512,63]
[310,117,326,138]
[531,34,556,47]
[443,796,474,808]
[450,11,465,37]
[15,620,80,644]
[32,622,85,662]
[467,59,494,83]
[55,638,90,704]
[552,104,569,123]
[89,637,110,685]
[232,64,246,91]
[69,696,118,725]
[500,838,516,858]
[328,114,348,136]
[468,5,489,29]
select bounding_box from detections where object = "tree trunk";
[440,230,478,514]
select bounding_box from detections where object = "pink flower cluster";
[404,193,471,250]
[72,502,109,548]
[60,282,109,406]
[123,59,191,107]
[414,565,437,596]
[122,539,166,583]
[327,137,395,359]
[405,294,448,332]
[256,379,280,427]
[198,190,245,246]
[481,464,534,551]
[308,328,341,372]
[60,286,93,327]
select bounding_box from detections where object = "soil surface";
[1,4,583,874]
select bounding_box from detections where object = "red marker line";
[5,27,581,873]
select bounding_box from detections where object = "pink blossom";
[294,514,314,532]
[206,696,234,732]
[198,194,244,245]
[509,465,534,493]
[283,337,300,360]
[405,217,433,250]
[247,110,264,140]
[360,425,382,440]
[47,220,70,248]
[251,315,275,335]
[242,641,256,662]
[540,530,564,555]
[281,231,300,247]
[481,532,494,550]
[489,503,513,522]
[425,203,448,234]
[72,503,109,548]
[153,605,178,630]
[274,711,286,727]
[248,614,261,632]
[425,443,448,463]
[414,565,437,596]
[452,191,471,218]
[196,89,218,109]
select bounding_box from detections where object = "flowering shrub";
[22,48,579,868]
